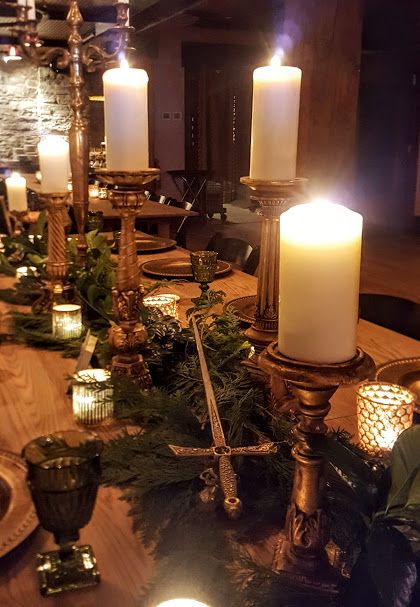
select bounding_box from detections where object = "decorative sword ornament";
[169,315,277,519]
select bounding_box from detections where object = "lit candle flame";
[120,58,129,69]
[270,55,281,68]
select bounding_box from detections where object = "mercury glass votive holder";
[72,369,114,425]
[357,381,415,455]
[16,265,37,281]
[52,304,83,340]
[143,294,180,319]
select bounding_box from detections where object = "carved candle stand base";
[96,169,160,386]
[259,343,375,592]
[239,177,307,357]
[32,192,71,314]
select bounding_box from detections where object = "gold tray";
[141,257,231,279]
[0,450,37,558]
[225,294,257,324]
[376,357,420,412]
[110,235,176,254]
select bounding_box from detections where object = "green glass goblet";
[22,430,103,596]
[190,251,218,301]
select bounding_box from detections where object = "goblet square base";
[36,544,100,596]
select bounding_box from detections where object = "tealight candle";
[16,266,37,281]
[103,60,149,171]
[38,135,70,193]
[156,600,210,607]
[52,304,82,340]
[357,382,415,455]
[143,294,180,319]
[72,369,113,425]
[250,55,302,180]
[278,200,363,364]
[5,172,28,212]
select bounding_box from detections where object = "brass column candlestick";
[239,177,307,354]
[259,343,375,590]
[96,169,159,385]
[33,192,70,312]
[13,0,133,264]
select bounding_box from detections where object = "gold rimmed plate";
[376,357,420,412]
[0,450,38,558]
[225,294,257,324]
[141,257,231,279]
[109,235,176,254]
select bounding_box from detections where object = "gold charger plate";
[225,294,257,324]
[141,257,231,279]
[109,235,176,254]
[376,357,420,412]
[0,450,37,558]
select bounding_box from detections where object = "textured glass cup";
[357,382,415,455]
[22,430,103,596]
[190,251,218,299]
[52,304,82,340]
[143,293,180,319]
[72,369,114,425]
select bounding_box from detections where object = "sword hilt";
[219,455,242,520]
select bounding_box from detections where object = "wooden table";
[0,245,419,606]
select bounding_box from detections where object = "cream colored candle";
[103,60,149,171]
[250,56,301,181]
[5,172,27,212]
[156,600,210,607]
[38,135,70,192]
[278,200,363,364]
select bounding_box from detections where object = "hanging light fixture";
[3,45,22,63]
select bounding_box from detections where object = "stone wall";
[0,60,71,170]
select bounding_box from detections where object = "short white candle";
[38,135,70,193]
[5,172,28,212]
[278,200,363,364]
[73,369,113,425]
[18,0,36,20]
[103,60,149,171]
[155,600,209,607]
[250,56,302,181]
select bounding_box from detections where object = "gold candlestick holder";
[239,177,307,355]
[259,342,375,592]
[32,192,71,313]
[96,169,160,386]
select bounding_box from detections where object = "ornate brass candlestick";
[239,177,307,354]
[169,316,277,519]
[96,169,159,385]
[33,192,70,313]
[259,343,375,591]
[13,1,132,264]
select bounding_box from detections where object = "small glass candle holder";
[72,369,113,425]
[88,183,100,199]
[143,294,180,319]
[16,265,37,281]
[52,304,83,340]
[190,251,218,298]
[357,381,416,455]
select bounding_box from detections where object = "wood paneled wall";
[284,0,363,201]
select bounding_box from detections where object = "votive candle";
[52,303,82,340]
[357,382,415,455]
[103,60,149,171]
[250,56,302,180]
[72,369,113,425]
[5,172,28,212]
[143,294,180,319]
[16,265,37,281]
[278,200,363,364]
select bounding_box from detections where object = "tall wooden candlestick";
[96,169,159,385]
[240,177,306,355]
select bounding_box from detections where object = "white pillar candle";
[156,601,210,607]
[103,60,149,171]
[250,56,302,181]
[278,200,363,364]
[18,0,36,20]
[38,135,70,193]
[5,172,28,212]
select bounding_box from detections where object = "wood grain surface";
[0,242,419,605]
